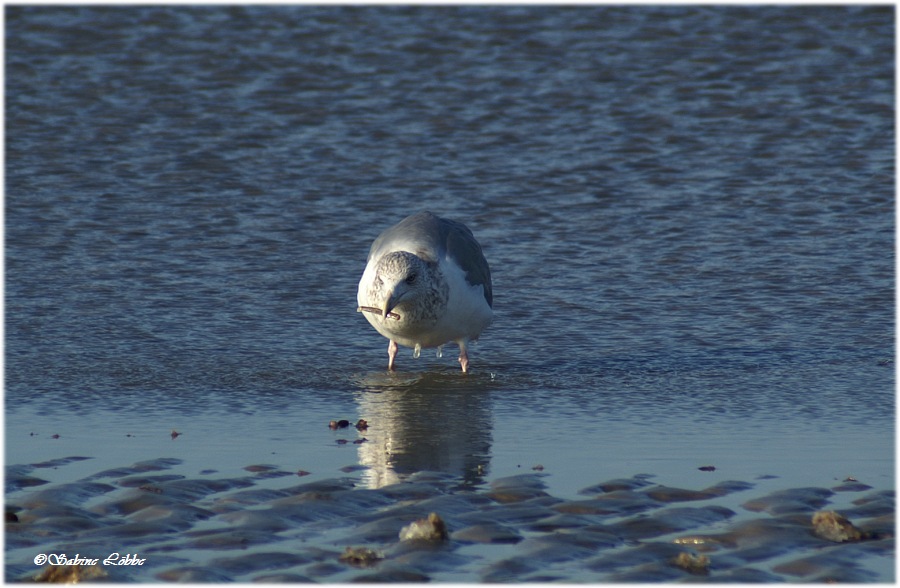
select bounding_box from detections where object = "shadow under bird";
[357,211,493,373]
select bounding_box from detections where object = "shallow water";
[6,5,895,582]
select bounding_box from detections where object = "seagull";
[357,211,493,373]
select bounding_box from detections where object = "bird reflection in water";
[352,370,493,489]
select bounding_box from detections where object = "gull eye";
[405,273,417,285]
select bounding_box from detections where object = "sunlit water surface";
[6,5,894,582]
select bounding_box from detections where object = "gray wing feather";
[368,211,493,307]
[440,216,493,308]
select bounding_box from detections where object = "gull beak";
[381,298,394,319]
[382,288,405,318]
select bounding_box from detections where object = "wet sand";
[6,457,894,582]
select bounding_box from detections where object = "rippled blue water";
[6,5,895,580]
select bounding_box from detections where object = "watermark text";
[33,553,146,566]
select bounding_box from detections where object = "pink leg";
[387,340,399,371]
[458,342,469,374]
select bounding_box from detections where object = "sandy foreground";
[5,452,894,583]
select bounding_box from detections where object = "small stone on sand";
[339,546,383,567]
[399,512,449,542]
[812,510,865,542]
[672,552,710,575]
[33,565,107,583]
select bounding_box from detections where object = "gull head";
[365,251,433,320]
